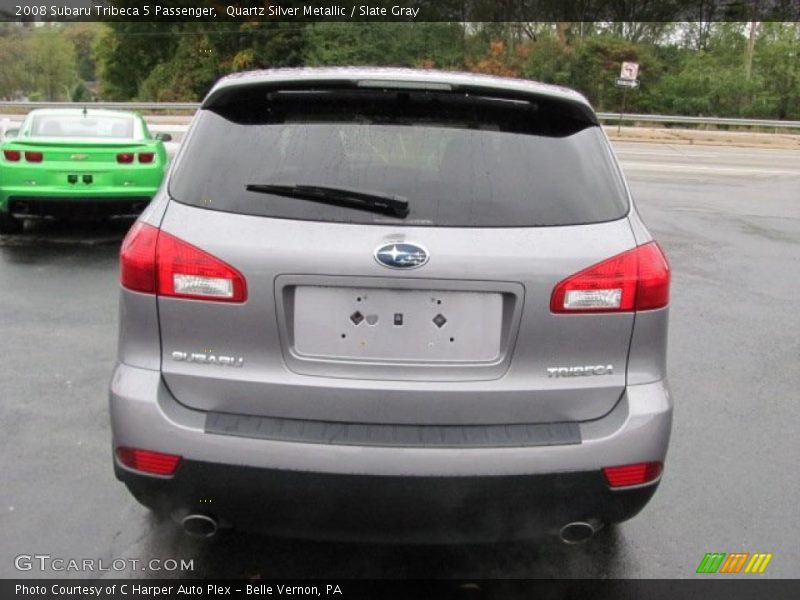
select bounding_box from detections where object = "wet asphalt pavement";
[0,143,798,579]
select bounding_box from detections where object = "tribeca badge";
[696,552,773,574]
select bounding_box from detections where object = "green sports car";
[0,108,170,233]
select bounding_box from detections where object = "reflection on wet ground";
[0,217,133,249]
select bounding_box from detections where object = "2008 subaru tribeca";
[110,68,672,543]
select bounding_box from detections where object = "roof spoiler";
[201,78,599,127]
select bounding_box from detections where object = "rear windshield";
[29,115,135,139]
[170,89,628,227]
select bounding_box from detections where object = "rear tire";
[0,212,23,234]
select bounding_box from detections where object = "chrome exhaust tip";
[559,521,596,544]
[181,514,218,538]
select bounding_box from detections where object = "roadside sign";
[616,62,641,133]
[615,78,640,89]
[620,61,639,80]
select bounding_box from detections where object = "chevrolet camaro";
[0,108,168,234]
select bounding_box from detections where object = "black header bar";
[2,0,800,23]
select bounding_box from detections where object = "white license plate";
[293,286,503,363]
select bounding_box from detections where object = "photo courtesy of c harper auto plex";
[0,1,798,598]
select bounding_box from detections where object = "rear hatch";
[155,81,637,425]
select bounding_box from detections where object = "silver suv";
[110,68,672,543]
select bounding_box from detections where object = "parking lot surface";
[1,142,798,578]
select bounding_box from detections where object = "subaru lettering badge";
[374,242,429,269]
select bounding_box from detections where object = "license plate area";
[62,171,106,186]
[293,286,503,363]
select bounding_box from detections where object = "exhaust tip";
[181,514,218,538]
[559,521,596,544]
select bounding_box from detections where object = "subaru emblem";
[374,242,429,269]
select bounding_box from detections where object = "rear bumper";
[1,192,156,218]
[115,459,659,543]
[109,363,672,541]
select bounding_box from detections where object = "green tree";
[0,26,27,99]
[23,26,77,101]
[752,23,800,119]
[138,32,219,101]
[652,24,759,117]
[210,22,308,73]
[99,22,308,100]
[521,35,574,87]
[95,23,179,100]
[71,81,93,103]
[305,23,464,68]
[64,23,102,82]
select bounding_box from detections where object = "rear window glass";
[170,90,628,227]
[30,115,135,139]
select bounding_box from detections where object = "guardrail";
[596,112,800,130]
[1,102,800,130]
[0,101,200,111]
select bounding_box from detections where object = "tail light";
[603,462,663,488]
[138,152,155,164]
[117,153,134,164]
[116,447,181,476]
[157,231,247,301]
[120,222,247,303]
[551,242,670,313]
[24,151,43,162]
[3,150,21,161]
[120,222,158,294]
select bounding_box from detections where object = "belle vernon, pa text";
[16,584,344,597]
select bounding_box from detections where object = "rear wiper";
[245,183,409,218]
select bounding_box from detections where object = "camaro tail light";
[116,152,134,164]
[551,242,670,313]
[3,150,21,161]
[603,462,663,488]
[116,447,181,476]
[138,152,155,164]
[24,151,43,162]
[120,222,247,302]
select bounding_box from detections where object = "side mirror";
[3,128,19,139]
[155,132,172,142]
